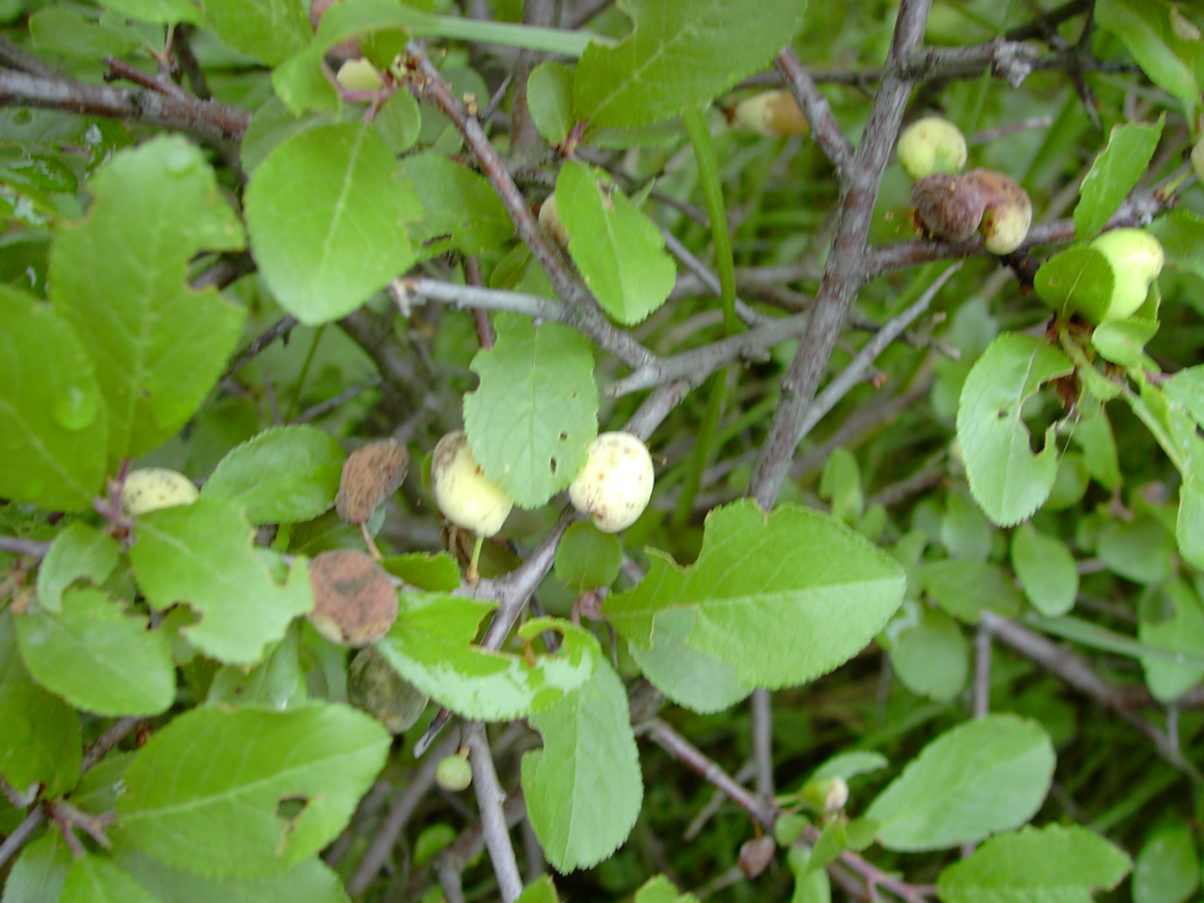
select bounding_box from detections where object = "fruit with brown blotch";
[120,468,199,517]
[568,432,655,533]
[336,58,383,92]
[430,431,513,538]
[307,549,398,647]
[896,116,967,180]
[733,90,810,138]
[910,168,1031,255]
[336,438,408,525]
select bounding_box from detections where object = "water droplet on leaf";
[53,386,99,430]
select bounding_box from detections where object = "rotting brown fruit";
[347,647,428,734]
[308,549,398,647]
[910,168,1031,254]
[336,437,408,525]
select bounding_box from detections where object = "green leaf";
[0,611,81,795]
[1033,246,1114,323]
[936,824,1131,903]
[1177,475,1204,570]
[207,629,307,710]
[1163,364,1204,427]
[1092,314,1159,367]
[554,521,622,591]
[604,500,906,688]
[1011,523,1078,616]
[36,521,119,614]
[573,0,806,128]
[921,559,1023,622]
[1097,0,1202,110]
[634,875,700,903]
[243,121,422,325]
[98,0,202,24]
[398,153,513,257]
[29,7,144,59]
[0,286,107,511]
[956,333,1073,527]
[115,846,354,903]
[554,161,675,325]
[380,552,462,591]
[810,751,889,783]
[864,714,1055,851]
[1134,822,1200,903]
[521,660,643,872]
[1149,209,1204,279]
[788,846,832,903]
[463,313,598,508]
[201,425,344,524]
[116,704,390,879]
[203,0,311,66]
[48,135,246,462]
[60,854,160,903]
[128,498,312,666]
[528,62,575,146]
[1140,580,1204,702]
[516,875,561,903]
[1074,118,1164,240]
[1,831,73,903]
[1071,407,1121,491]
[376,594,601,720]
[880,600,968,701]
[1097,511,1175,584]
[15,587,175,717]
[819,447,864,526]
[628,608,753,713]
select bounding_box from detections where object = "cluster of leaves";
[2,0,1204,902]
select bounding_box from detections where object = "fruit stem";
[466,533,485,585]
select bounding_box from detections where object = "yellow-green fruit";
[538,194,569,247]
[1090,228,1164,321]
[733,90,810,137]
[336,58,383,92]
[897,116,968,181]
[431,431,513,537]
[568,432,654,533]
[120,468,199,516]
[435,753,473,792]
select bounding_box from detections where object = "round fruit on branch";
[435,752,473,792]
[336,437,408,525]
[910,168,1032,254]
[430,430,513,539]
[1089,228,1164,321]
[568,432,655,533]
[732,90,810,138]
[896,116,967,181]
[308,548,398,647]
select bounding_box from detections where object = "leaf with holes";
[956,334,1073,527]
[463,313,598,508]
[116,704,390,879]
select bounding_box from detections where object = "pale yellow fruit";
[431,431,513,537]
[897,116,968,181]
[538,194,569,247]
[733,90,810,137]
[120,468,199,516]
[1090,228,1164,321]
[568,432,654,533]
[336,58,382,92]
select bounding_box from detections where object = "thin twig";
[0,69,249,148]
[221,315,299,381]
[347,732,461,896]
[0,536,52,558]
[464,724,523,902]
[751,689,775,800]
